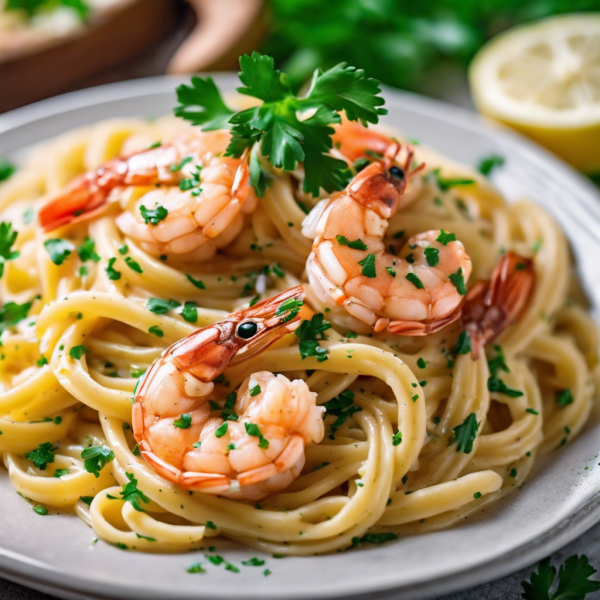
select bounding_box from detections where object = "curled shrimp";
[462,252,535,358]
[305,144,472,335]
[38,130,258,261]
[132,286,325,500]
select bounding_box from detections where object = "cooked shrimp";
[39,130,258,261]
[331,116,397,163]
[462,252,535,357]
[132,286,325,500]
[305,144,472,335]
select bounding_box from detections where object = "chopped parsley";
[451,413,478,454]
[436,230,456,245]
[424,246,439,267]
[336,235,368,250]
[77,237,100,262]
[33,505,48,516]
[242,558,265,567]
[173,414,192,429]
[147,298,180,314]
[69,345,87,359]
[105,257,121,280]
[54,469,69,478]
[392,431,402,446]
[405,272,424,289]
[0,159,16,181]
[431,168,475,192]
[449,267,467,295]
[187,563,206,574]
[487,345,523,398]
[295,313,330,362]
[323,389,362,435]
[181,301,198,323]
[417,357,427,369]
[124,257,143,273]
[451,330,472,355]
[0,301,32,335]
[215,422,228,438]
[556,388,573,408]
[174,52,386,197]
[25,442,56,470]
[186,274,206,290]
[351,533,399,546]
[140,205,168,225]
[249,384,261,397]
[148,326,164,337]
[117,472,150,512]
[386,266,396,277]
[358,253,376,277]
[478,155,505,176]
[276,297,303,323]
[169,156,193,172]
[81,445,114,478]
[44,238,74,265]
[0,222,19,277]
[245,422,269,449]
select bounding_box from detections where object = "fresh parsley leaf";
[249,384,261,397]
[54,469,69,478]
[556,388,574,408]
[0,222,19,277]
[245,422,269,449]
[0,301,31,335]
[242,557,265,567]
[181,301,198,323]
[392,431,402,446]
[323,389,362,434]
[25,442,56,470]
[105,257,121,280]
[44,238,74,265]
[451,413,478,453]
[148,326,164,337]
[449,267,467,295]
[431,168,474,191]
[424,246,439,267]
[69,345,87,359]
[295,313,331,362]
[521,555,600,600]
[33,505,48,515]
[79,496,94,506]
[488,377,523,397]
[406,272,424,289]
[186,274,206,290]
[386,266,396,277]
[118,472,150,512]
[276,297,303,322]
[174,77,235,130]
[174,414,192,429]
[0,159,16,181]
[436,230,456,245]
[215,422,228,438]
[358,253,376,277]
[187,563,206,574]
[77,237,100,262]
[140,205,168,225]
[451,330,471,355]
[147,298,180,314]
[175,52,385,197]
[81,445,114,478]
[351,533,398,546]
[124,257,143,273]
[478,155,505,176]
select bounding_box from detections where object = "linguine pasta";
[0,114,598,556]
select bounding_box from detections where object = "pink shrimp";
[38,131,258,261]
[132,287,325,500]
[305,141,472,335]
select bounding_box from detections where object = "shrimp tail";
[463,252,535,358]
[38,144,180,232]
[389,308,462,336]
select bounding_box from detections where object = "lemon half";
[469,14,600,173]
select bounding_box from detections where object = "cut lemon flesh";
[469,14,600,173]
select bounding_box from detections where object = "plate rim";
[1,74,600,600]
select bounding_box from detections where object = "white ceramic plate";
[0,76,599,600]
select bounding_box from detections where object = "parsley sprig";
[295,313,330,362]
[174,52,386,197]
[81,445,115,478]
[0,222,19,277]
[521,555,600,600]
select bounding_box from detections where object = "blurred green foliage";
[263,0,600,91]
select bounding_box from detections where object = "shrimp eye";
[389,166,405,180]
[237,321,258,339]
